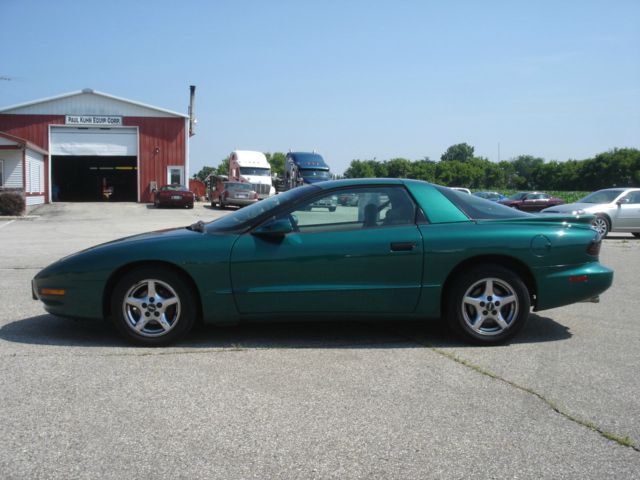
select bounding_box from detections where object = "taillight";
[587,236,602,256]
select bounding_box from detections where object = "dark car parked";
[211,181,258,209]
[499,192,564,212]
[154,184,194,209]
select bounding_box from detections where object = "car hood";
[540,202,598,213]
[38,226,207,276]
[84,226,200,251]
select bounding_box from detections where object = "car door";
[229,186,424,314]
[521,193,546,211]
[615,191,640,230]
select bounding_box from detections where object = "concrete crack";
[400,331,639,452]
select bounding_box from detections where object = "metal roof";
[0,88,188,118]
[0,131,49,155]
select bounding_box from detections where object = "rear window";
[161,185,187,192]
[226,182,253,190]
[437,186,532,220]
[579,189,625,204]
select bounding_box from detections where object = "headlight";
[572,209,585,215]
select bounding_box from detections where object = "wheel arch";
[102,260,204,323]
[441,255,537,312]
[594,212,612,227]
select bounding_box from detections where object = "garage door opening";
[52,156,137,201]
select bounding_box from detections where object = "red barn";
[0,89,189,204]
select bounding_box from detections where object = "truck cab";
[285,152,332,190]
[228,150,275,199]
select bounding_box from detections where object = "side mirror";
[253,218,293,237]
[616,198,629,206]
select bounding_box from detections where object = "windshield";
[507,192,528,200]
[578,189,625,204]
[160,185,187,191]
[240,167,271,176]
[437,186,532,220]
[301,169,331,181]
[225,182,253,191]
[207,185,317,232]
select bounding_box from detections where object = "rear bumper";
[228,198,258,207]
[534,262,614,311]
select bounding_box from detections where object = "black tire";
[592,214,610,238]
[633,233,640,239]
[446,265,530,345]
[329,207,336,212]
[110,267,196,346]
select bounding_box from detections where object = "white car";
[450,187,471,194]
[541,188,640,238]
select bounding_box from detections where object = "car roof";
[597,187,639,192]
[312,178,413,190]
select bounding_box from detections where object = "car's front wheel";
[592,214,610,237]
[110,267,196,346]
[446,265,530,344]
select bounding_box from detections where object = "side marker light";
[40,288,66,296]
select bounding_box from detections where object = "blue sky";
[1,0,638,175]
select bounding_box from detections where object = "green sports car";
[32,179,613,346]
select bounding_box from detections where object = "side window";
[620,191,640,204]
[283,186,416,233]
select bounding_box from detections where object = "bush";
[0,191,26,216]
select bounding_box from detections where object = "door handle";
[390,242,416,252]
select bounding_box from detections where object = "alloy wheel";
[122,279,181,337]
[461,277,520,336]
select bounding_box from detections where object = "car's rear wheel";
[592,215,610,237]
[110,267,196,346]
[446,265,530,344]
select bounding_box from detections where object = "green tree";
[441,143,475,163]
[408,159,436,182]
[266,152,286,177]
[385,158,412,178]
[510,155,545,189]
[344,160,377,178]
[192,165,216,182]
[215,157,230,176]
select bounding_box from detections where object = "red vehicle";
[154,184,194,209]
[499,191,564,212]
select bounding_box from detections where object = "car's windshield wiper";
[187,220,206,233]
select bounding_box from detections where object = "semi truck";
[284,151,332,190]
[284,151,336,210]
[228,150,275,199]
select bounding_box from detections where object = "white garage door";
[50,127,138,156]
